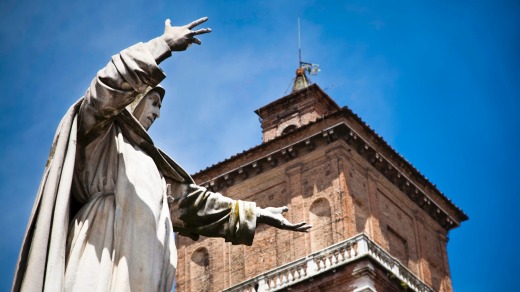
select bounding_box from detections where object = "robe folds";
[13,39,257,292]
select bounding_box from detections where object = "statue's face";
[135,91,162,130]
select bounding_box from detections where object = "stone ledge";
[222,233,433,292]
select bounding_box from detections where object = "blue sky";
[1,0,518,291]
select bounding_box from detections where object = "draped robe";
[13,38,257,292]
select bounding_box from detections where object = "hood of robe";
[127,85,166,114]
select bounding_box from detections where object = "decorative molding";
[197,122,461,230]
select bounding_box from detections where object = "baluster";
[318,257,325,270]
[300,265,307,278]
[343,246,350,259]
[292,268,299,280]
[288,269,294,282]
[338,248,344,262]
[275,275,282,287]
[331,251,337,265]
[269,278,275,289]
[349,244,356,258]
[281,273,287,285]
[325,255,332,268]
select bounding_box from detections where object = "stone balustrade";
[223,234,433,292]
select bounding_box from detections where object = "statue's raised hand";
[161,17,212,51]
[257,206,312,232]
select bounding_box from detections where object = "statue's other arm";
[78,18,211,137]
[78,39,170,137]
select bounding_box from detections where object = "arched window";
[281,124,297,135]
[190,247,211,292]
[309,198,333,251]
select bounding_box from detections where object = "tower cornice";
[193,102,468,230]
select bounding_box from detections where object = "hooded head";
[131,85,165,130]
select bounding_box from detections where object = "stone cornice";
[222,234,434,292]
[194,117,466,230]
[333,106,468,225]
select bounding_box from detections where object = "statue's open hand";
[162,17,212,51]
[257,206,312,232]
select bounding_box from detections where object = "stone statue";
[13,17,311,292]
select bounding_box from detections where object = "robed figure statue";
[13,17,310,292]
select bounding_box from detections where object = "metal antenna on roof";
[298,17,321,75]
[298,16,302,68]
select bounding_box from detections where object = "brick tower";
[175,69,467,292]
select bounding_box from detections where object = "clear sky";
[1,0,518,291]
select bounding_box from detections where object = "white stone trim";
[222,234,433,292]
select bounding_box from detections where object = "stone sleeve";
[79,40,170,137]
[177,184,257,246]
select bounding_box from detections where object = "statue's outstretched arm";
[173,184,310,245]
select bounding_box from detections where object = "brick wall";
[175,135,454,291]
[175,85,462,291]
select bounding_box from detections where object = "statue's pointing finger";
[186,17,209,29]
